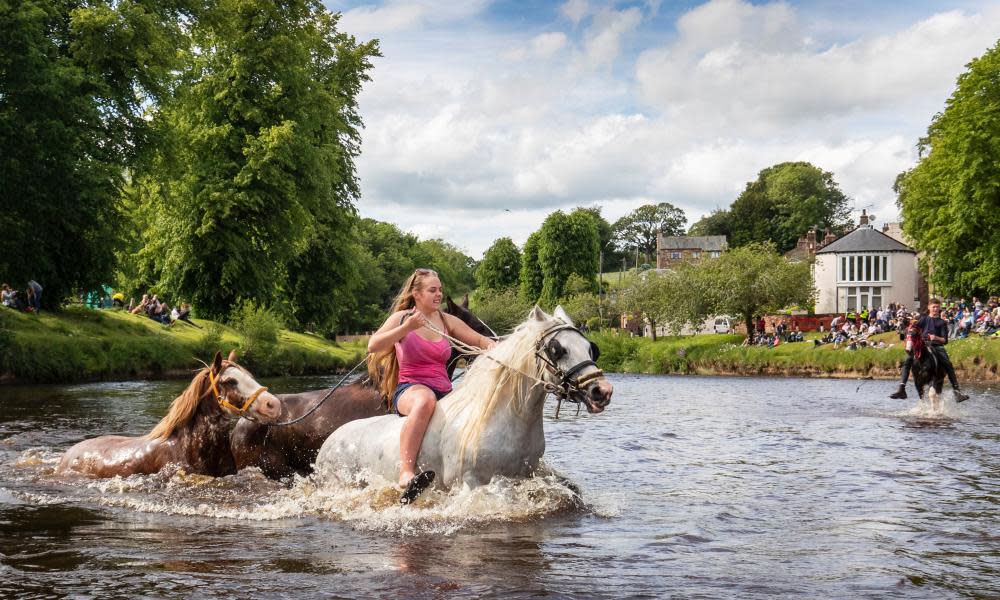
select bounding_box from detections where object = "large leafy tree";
[417,238,477,298]
[132,0,378,319]
[612,202,687,265]
[717,162,852,253]
[699,242,814,340]
[476,237,521,291]
[897,40,1000,296]
[0,0,187,306]
[519,232,543,303]
[537,210,599,308]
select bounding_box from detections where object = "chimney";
[859,209,869,227]
[806,228,817,250]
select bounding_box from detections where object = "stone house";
[656,235,727,268]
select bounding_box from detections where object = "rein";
[254,356,369,428]
[423,319,603,417]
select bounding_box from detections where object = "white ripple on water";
[4,448,616,533]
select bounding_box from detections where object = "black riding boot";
[889,357,912,399]
[935,347,969,402]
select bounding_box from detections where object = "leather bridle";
[534,324,604,404]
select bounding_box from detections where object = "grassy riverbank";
[591,331,1000,382]
[0,307,366,384]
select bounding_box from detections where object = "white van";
[712,316,733,334]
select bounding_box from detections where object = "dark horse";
[57,352,283,478]
[230,296,496,479]
[904,324,946,411]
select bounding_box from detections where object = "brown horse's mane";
[146,364,220,441]
[908,324,925,361]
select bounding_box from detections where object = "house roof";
[658,235,728,251]
[815,226,915,254]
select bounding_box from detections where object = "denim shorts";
[392,382,450,416]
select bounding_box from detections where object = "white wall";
[814,252,919,313]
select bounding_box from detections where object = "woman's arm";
[443,313,496,350]
[368,310,424,354]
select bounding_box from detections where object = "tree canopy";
[689,162,852,253]
[0,0,187,306]
[897,40,1000,296]
[476,237,521,291]
[612,202,687,264]
[128,0,379,325]
[537,210,599,307]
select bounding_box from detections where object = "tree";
[612,202,687,265]
[698,242,814,340]
[614,270,673,341]
[573,206,619,271]
[724,162,852,253]
[476,237,521,291]
[469,288,533,335]
[417,238,477,298]
[519,232,544,303]
[131,0,379,319]
[897,40,1000,296]
[688,209,732,238]
[537,210,599,307]
[0,0,187,306]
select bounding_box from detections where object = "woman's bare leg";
[395,386,437,487]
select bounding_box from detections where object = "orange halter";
[208,364,268,417]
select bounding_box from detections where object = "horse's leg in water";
[396,386,438,488]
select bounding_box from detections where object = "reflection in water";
[1,374,999,598]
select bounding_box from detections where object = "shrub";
[470,287,533,335]
[228,301,283,363]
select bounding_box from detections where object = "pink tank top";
[395,329,452,393]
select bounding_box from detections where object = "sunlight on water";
[5,447,610,532]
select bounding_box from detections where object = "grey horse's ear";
[212,351,223,373]
[227,349,238,363]
[553,305,574,326]
[530,305,546,321]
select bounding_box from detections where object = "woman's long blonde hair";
[368,268,439,403]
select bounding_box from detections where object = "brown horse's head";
[905,325,925,361]
[212,351,282,421]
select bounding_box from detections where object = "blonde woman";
[368,268,496,504]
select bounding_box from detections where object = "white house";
[814,219,920,314]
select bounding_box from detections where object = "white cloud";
[583,7,643,67]
[339,0,491,36]
[636,1,1000,128]
[561,0,589,26]
[344,0,1000,257]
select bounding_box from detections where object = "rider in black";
[889,298,969,402]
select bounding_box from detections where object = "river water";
[1,373,998,598]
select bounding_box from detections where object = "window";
[670,252,682,259]
[691,251,701,258]
[710,251,721,258]
[838,254,891,283]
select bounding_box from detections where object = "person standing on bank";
[889,298,969,402]
[368,268,497,504]
[26,280,42,313]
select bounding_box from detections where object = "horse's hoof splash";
[400,470,435,506]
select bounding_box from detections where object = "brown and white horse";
[56,351,283,478]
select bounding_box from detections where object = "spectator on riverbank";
[27,280,42,313]
[1,284,13,308]
[130,294,150,315]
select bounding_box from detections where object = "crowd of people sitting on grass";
[1,281,43,314]
[128,293,194,328]
[743,318,805,347]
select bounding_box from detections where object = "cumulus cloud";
[339,0,491,36]
[636,0,1000,128]
[344,0,1000,257]
[561,0,589,26]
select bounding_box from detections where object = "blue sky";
[324,0,1000,258]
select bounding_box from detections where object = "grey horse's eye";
[547,339,566,360]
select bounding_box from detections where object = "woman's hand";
[402,309,428,332]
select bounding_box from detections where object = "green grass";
[590,330,1000,381]
[599,270,640,290]
[0,307,365,383]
